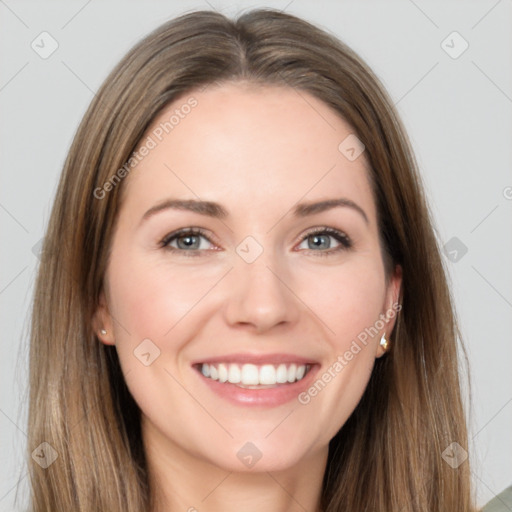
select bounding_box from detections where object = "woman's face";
[96,82,401,472]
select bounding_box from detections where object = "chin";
[197,435,321,474]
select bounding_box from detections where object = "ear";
[375,264,402,358]
[92,288,115,346]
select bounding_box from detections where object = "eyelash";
[160,226,352,258]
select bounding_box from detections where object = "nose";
[224,249,301,333]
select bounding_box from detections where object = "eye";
[160,226,352,258]
[296,227,352,256]
[160,228,217,257]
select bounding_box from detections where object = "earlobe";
[375,333,390,358]
[92,290,115,346]
[376,264,403,358]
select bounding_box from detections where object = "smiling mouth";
[194,362,312,388]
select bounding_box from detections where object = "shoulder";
[481,485,512,512]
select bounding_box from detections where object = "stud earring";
[380,333,389,351]
[100,329,107,335]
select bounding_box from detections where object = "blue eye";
[160,226,352,257]
[296,227,352,256]
[161,228,214,257]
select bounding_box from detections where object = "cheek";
[304,257,385,348]
[107,251,218,340]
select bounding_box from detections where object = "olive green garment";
[481,485,512,512]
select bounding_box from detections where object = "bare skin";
[94,82,402,512]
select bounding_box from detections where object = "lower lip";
[195,365,320,407]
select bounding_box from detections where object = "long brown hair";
[27,8,475,511]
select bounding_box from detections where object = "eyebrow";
[140,197,369,225]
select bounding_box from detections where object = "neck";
[143,419,327,512]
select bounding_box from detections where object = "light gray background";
[1,0,511,510]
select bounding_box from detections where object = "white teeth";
[218,363,228,383]
[241,364,259,385]
[259,364,276,385]
[287,363,297,383]
[228,363,241,384]
[199,362,309,386]
[276,364,288,384]
[201,364,210,378]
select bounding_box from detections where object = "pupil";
[178,235,198,249]
[311,234,329,249]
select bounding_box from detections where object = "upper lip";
[191,353,318,366]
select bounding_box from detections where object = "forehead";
[121,82,376,225]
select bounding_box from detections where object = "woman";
[27,8,497,511]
